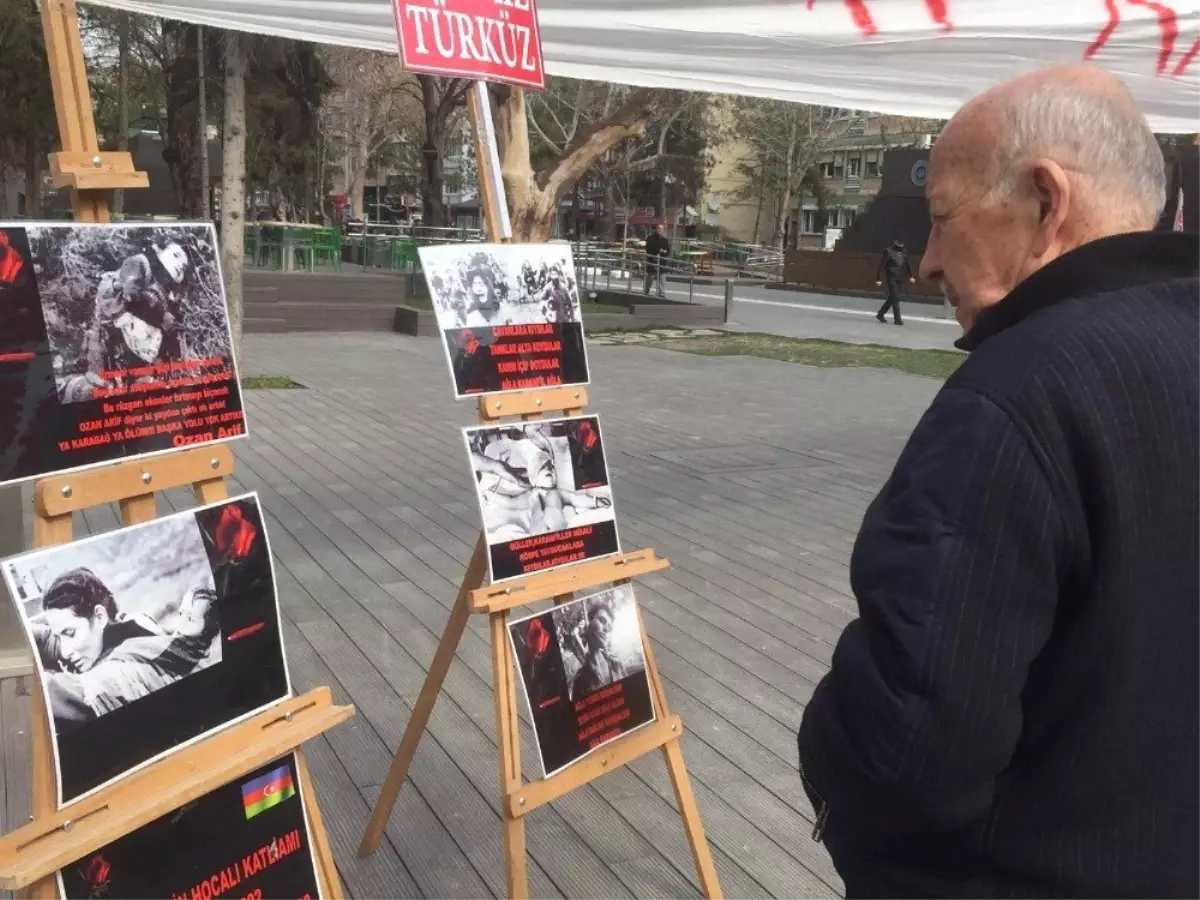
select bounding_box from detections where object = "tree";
[220,31,246,362]
[522,80,711,238]
[491,81,687,242]
[726,98,846,248]
[417,75,471,228]
[0,0,57,217]
[319,49,422,220]
[244,38,332,221]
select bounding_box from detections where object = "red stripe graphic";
[805,1,953,36]
[0,352,35,364]
[1085,0,1189,77]
[228,622,266,641]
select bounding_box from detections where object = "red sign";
[392,0,547,90]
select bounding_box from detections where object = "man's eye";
[63,628,74,638]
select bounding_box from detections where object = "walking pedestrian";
[874,237,915,324]
[643,224,669,298]
[797,63,1198,899]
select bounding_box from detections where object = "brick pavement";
[0,332,942,899]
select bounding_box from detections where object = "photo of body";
[11,515,221,724]
[25,225,232,405]
[421,244,581,329]
[419,243,590,399]
[0,223,246,487]
[464,415,620,581]
[3,493,291,807]
[509,585,654,777]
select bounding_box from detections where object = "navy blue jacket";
[798,231,1199,898]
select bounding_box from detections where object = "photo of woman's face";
[471,275,488,298]
[588,606,614,651]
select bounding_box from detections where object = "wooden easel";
[0,3,355,898]
[358,86,723,900]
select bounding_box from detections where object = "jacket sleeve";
[798,387,1066,842]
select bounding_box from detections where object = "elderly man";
[797,65,1197,898]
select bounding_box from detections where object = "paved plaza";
[0,332,944,898]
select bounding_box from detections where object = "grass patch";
[242,375,304,390]
[657,333,965,380]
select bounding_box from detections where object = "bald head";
[938,64,1165,230]
[920,65,1167,333]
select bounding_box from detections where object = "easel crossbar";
[507,715,682,817]
[35,445,235,517]
[469,549,669,613]
[0,688,353,890]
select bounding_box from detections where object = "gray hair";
[986,81,1166,227]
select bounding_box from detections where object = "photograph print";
[509,584,655,777]
[464,414,620,582]
[419,243,589,398]
[3,492,290,807]
[59,752,321,900]
[0,223,246,486]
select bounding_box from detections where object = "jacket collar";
[956,231,1200,351]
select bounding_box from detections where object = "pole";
[723,279,734,324]
[114,11,129,217]
[197,25,210,220]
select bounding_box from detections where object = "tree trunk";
[220,31,246,364]
[197,26,210,220]
[420,77,448,229]
[24,140,42,218]
[751,163,765,244]
[114,11,130,216]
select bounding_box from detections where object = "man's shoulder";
[952,277,1198,407]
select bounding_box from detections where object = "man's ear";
[1028,158,1071,257]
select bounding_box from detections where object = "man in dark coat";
[643,224,670,297]
[1157,133,1199,233]
[797,64,1198,899]
[874,238,915,324]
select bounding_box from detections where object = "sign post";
[364,6,722,899]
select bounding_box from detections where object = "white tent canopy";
[84,0,1200,131]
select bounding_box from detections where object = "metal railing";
[569,241,700,303]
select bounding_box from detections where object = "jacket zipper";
[798,757,830,842]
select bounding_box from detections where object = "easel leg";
[638,601,724,899]
[662,738,723,900]
[295,749,344,899]
[358,535,486,856]
[490,610,528,899]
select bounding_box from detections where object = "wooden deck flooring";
[0,332,940,899]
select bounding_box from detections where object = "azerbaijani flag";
[241,765,296,820]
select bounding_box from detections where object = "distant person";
[874,237,915,325]
[643,224,670,298]
[1157,133,1199,233]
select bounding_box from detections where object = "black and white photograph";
[58,753,321,900]
[0,223,246,486]
[463,414,620,582]
[509,585,655,777]
[418,243,590,398]
[27,225,231,404]
[3,493,291,807]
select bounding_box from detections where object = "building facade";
[702,109,939,247]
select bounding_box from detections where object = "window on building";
[821,161,836,179]
[801,210,820,233]
[846,157,861,178]
[865,160,880,177]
